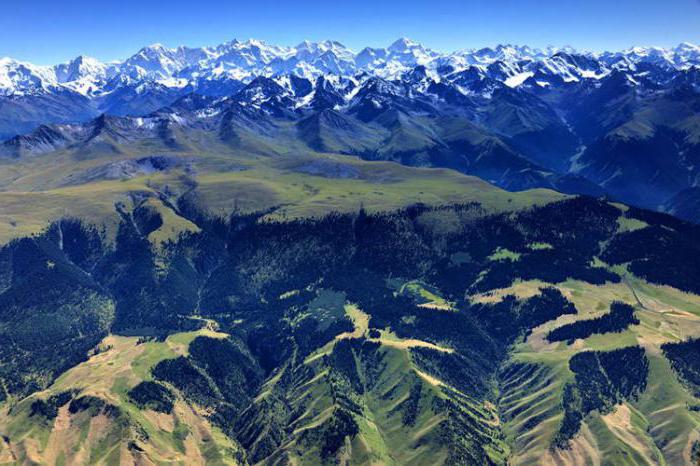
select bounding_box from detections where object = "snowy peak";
[0,58,57,95]
[0,39,699,98]
[121,44,188,79]
[295,40,353,58]
[54,56,107,83]
[384,38,436,68]
[388,37,422,53]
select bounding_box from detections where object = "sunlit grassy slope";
[474,270,700,466]
[0,328,241,465]
[0,135,562,244]
[0,300,507,466]
[243,302,508,466]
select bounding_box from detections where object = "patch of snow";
[504,71,534,87]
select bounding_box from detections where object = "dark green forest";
[1,195,700,464]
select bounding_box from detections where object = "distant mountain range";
[3,39,700,98]
[2,38,700,217]
[4,38,700,466]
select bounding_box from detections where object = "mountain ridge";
[2,39,699,98]
[1,38,699,219]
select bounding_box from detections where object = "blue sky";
[2,0,700,64]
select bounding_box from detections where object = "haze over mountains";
[2,38,700,219]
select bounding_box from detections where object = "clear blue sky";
[2,0,700,64]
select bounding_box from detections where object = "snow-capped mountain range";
[2,37,698,143]
[2,38,700,223]
[2,38,699,98]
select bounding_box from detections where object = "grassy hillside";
[0,145,699,465]
[0,134,561,245]
[476,270,700,465]
[0,329,244,465]
[239,302,507,465]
